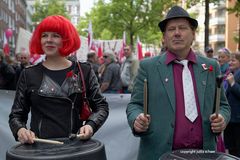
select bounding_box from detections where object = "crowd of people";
[0,5,239,160]
[0,50,31,90]
[85,45,139,93]
[0,45,139,94]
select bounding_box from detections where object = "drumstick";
[33,138,64,145]
[215,75,224,117]
[69,133,84,140]
[215,88,221,117]
[144,79,148,116]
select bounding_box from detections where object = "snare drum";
[6,138,106,160]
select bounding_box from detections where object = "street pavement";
[0,90,16,160]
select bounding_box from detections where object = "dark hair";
[87,51,96,59]
[0,52,6,63]
[205,46,213,53]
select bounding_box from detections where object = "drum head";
[6,138,106,160]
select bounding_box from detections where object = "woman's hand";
[226,73,235,86]
[17,128,35,144]
[79,125,93,140]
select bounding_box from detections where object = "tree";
[78,0,178,50]
[77,0,111,39]
[32,0,70,26]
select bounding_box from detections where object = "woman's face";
[41,32,63,57]
[218,52,230,66]
[229,56,240,71]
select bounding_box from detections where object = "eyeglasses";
[103,55,108,59]
[124,49,129,51]
[20,57,27,60]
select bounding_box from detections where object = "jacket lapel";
[193,56,208,113]
[156,55,175,112]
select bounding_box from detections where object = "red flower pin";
[66,70,74,78]
[208,65,213,72]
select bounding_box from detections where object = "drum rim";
[6,139,105,159]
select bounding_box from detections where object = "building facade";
[193,0,239,54]
[0,0,27,55]
[65,0,81,26]
[226,0,239,52]
[0,0,81,54]
[27,0,80,27]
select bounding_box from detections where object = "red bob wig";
[29,15,81,57]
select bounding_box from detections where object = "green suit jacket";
[126,53,230,160]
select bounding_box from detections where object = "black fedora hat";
[158,6,198,32]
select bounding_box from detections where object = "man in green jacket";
[126,5,230,160]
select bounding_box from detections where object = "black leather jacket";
[9,61,109,140]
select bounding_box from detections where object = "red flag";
[90,41,96,51]
[137,36,143,60]
[119,31,126,63]
[97,42,103,58]
[87,21,93,51]
[3,33,10,55]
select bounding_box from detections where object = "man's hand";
[17,128,35,144]
[134,113,151,133]
[79,125,93,140]
[209,113,226,133]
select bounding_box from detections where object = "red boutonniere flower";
[208,65,213,72]
[202,64,213,72]
[66,70,74,78]
[66,70,77,82]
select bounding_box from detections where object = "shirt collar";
[165,49,197,65]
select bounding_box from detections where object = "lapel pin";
[202,64,208,70]
[165,78,168,82]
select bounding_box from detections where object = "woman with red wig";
[9,15,109,144]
